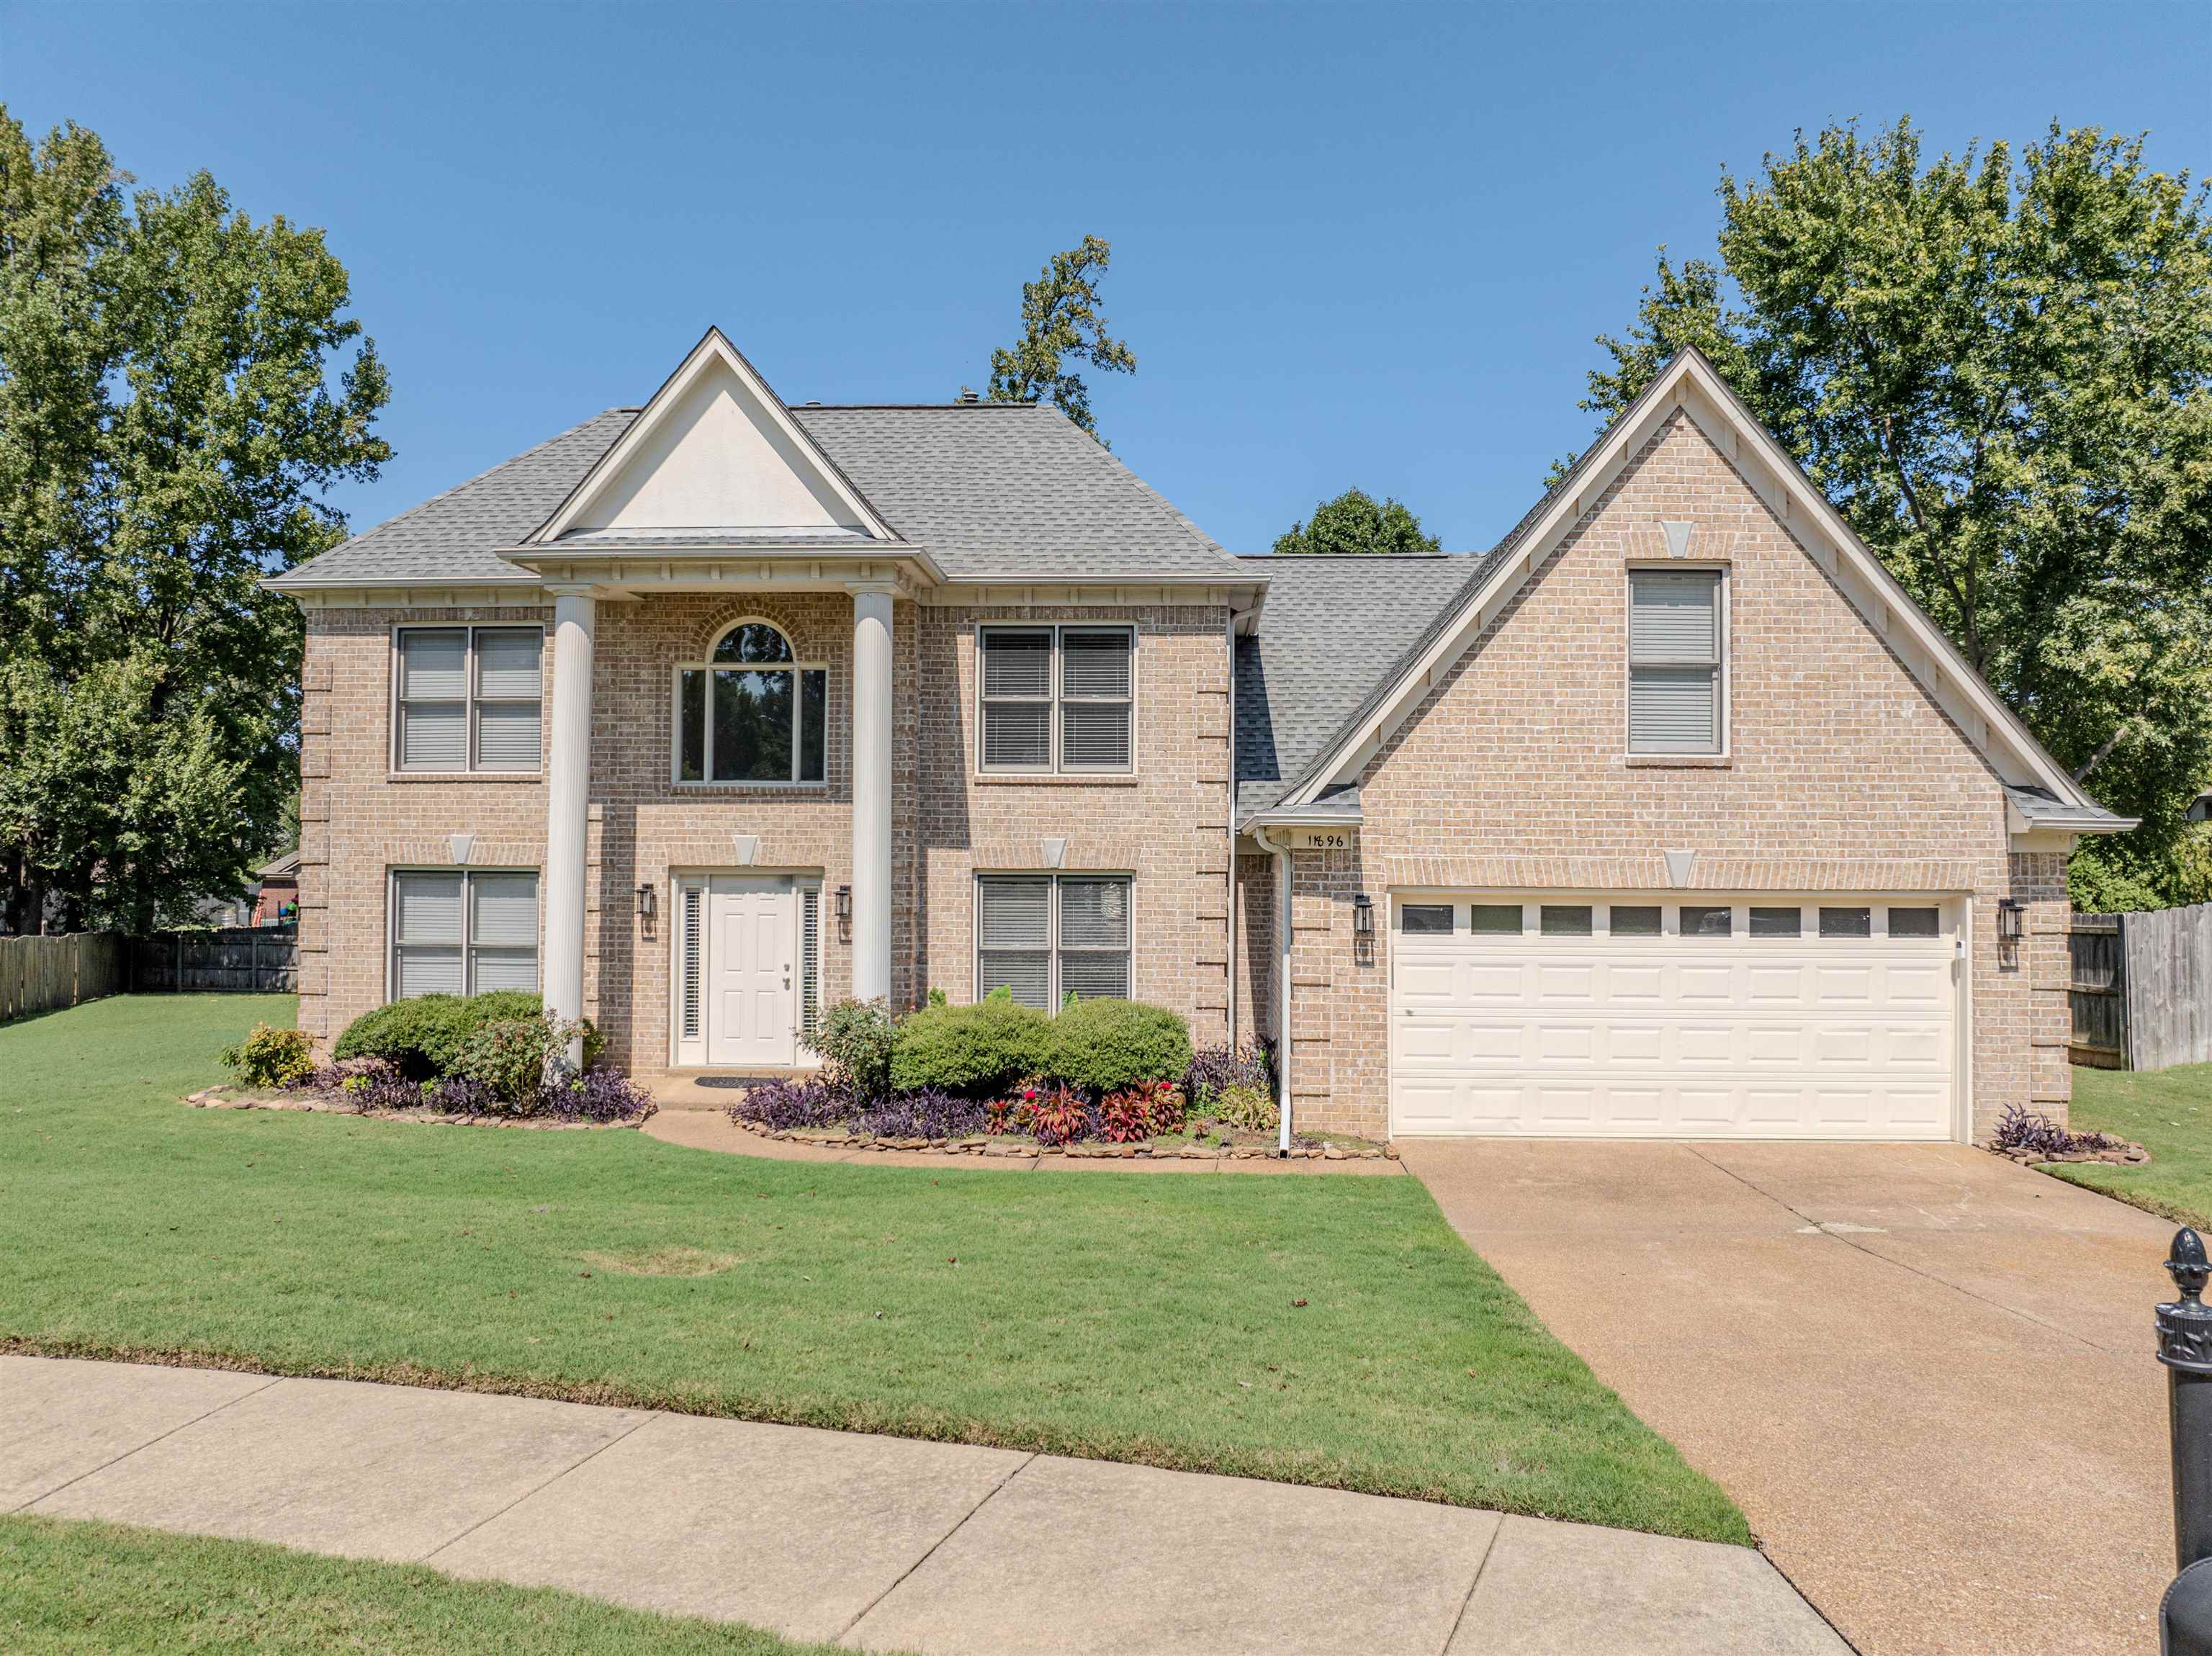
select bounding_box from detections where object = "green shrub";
[807,998,899,1103]
[217,1023,315,1089]
[891,995,1051,1096]
[451,1014,585,1104]
[1040,998,1192,1094]
[1213,1081,1280,1134]
[332,991,600,1080]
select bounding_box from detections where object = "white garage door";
[1390,895,1961,1140]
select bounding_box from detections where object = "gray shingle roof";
[274,401,1243,589]
[792,403,1239,580]
[1236,554,1491,816]
[2003,784,2134,829]
[271,410,636,588]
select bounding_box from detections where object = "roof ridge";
[1237,552,1469,562]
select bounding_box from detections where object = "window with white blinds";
[1628,570,1724,753]
[395,626,543,773]
[978,626,1133,773]
[390,869,539,999]
[976,874,1132,1009]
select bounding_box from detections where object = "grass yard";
[2051,1062,2212,1229]
[0,994,1745,1544]
[0,1515,864,1655]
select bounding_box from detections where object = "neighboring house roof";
[271,397,1243,590]
[257,849,302,882]
[1234,553,1491,816]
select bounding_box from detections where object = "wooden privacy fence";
[2070,904,2212,1072]
[127,926,299,994]
[0,932,129,1023]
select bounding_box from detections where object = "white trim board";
[1275,349,2115,827]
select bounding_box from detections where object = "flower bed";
[199,1011,657,1127]
[725,1009,1388,1159]
[1989,1102,2147,1166]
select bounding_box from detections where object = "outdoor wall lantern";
[1352,893,1375,965]
[1997,899,2025,944]
[634,884,657,921]
[836,886,853,943]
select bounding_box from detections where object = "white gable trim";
[530,328,899,545]
[1280,350,2105,819]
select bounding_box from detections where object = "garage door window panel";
[1467,904,1524,936]
[1540,904,1593,936]
[1681,904,1735,937]
[1750,906,1803,938]
[1820,906,1873,938]
[1401,904,1454,935]
[1609,905,1663,937]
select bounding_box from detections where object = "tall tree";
[0,110,389,932]
[1273,487,1442,556]
[975,234,1136,444]
[1568,120,2212,907]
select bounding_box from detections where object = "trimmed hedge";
[333,991,602,1080]
[890,993,1051,1096]
[1040,998,1192,1094]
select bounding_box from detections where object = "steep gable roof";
[531,328,899,546]
[1256,348,2130,832]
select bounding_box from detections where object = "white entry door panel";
[706,876,796,1067]
[1390,895,1961,1140]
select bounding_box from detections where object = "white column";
[542,588,596,1041]
[849,583,895,1004]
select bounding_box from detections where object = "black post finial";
[2173,1230,2212,1308]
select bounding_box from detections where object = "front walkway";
[4,1355,1843,1655]
[1402,1140,2175,1656]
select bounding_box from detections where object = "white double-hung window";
[976,874,1132,1009]
[393,626,544,773]
[1628,570,1725,754]
[978,625,1134,772]
[389,869,539,999]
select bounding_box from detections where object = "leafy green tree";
[1273,488,1442,557]
[1569,120,2212,906]
[974,234,1135,444]
[0,109,389,932]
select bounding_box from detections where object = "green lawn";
[0,1514,865,1655]
[2051,1062,2212,1229]
[0,994,1745,1544]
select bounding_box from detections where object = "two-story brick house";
[271,332,2127,1144]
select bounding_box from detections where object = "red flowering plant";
[987,1082,1043,1137]
[1026,1084,1094,1147]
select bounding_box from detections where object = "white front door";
[706,876,796,1067]
[1389,894,1962,1140]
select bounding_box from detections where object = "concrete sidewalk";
[3,1354,1845,1655]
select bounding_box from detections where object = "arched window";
[675,620,827,784]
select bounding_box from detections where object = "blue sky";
[6,2,2206,556]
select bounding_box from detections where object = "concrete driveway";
[1401,1140,2176,1656]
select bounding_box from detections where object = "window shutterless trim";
[385,866,541,1002]
[971,872,1135,1009]
[1624,567,1729,757]
[974,623,1137,775]
[390,625,546,775]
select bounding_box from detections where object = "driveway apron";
[1402,1139,2174,1656]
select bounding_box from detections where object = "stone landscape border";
[182,1085,651,1131]
[727,1114,1398,1163]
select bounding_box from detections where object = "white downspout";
[1251,825,1293,1156]
[1223,611,1237,1050]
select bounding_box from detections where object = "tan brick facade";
[295,595,1236,1071]
[1241,412,2071,1143]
